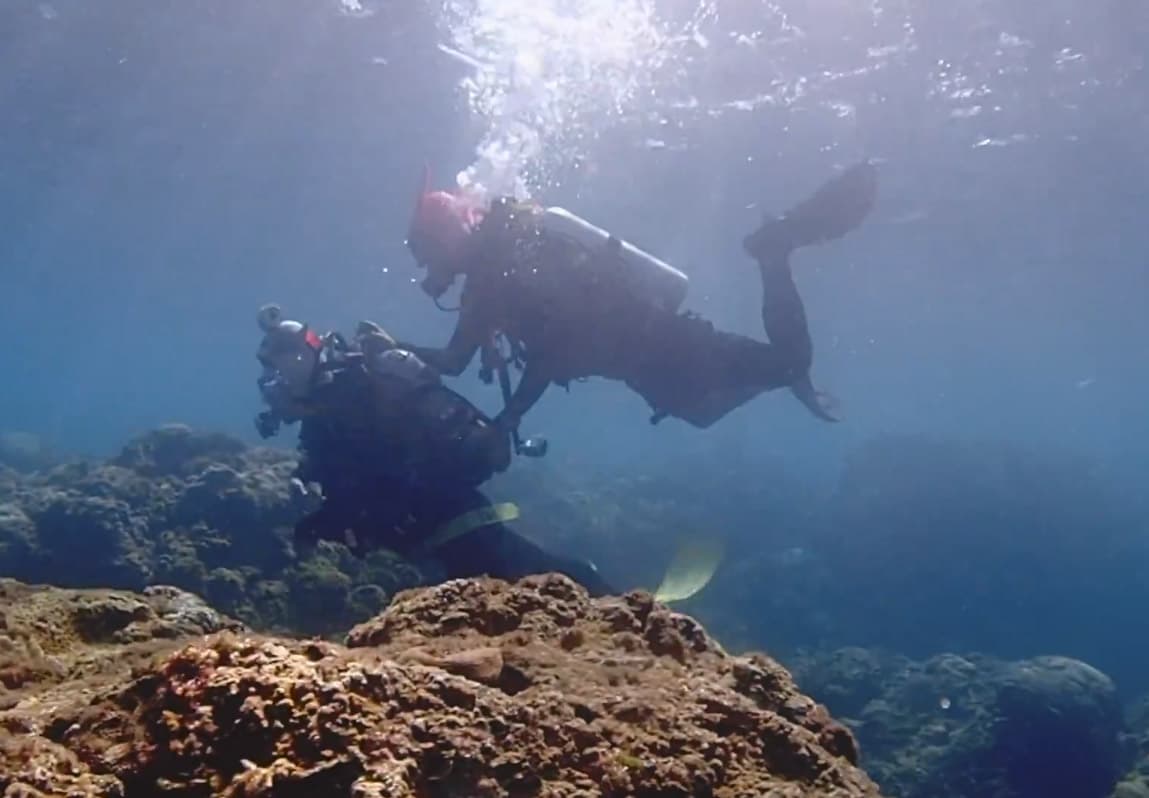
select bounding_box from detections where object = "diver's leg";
[436,522,616,597]
[624,164,877,427]
[755,252,813,382]
[742,161,879,419]
[625,313,800,429]
[744,161,879,358]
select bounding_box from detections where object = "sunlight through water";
[435,0,712,198]
[414,0,1142,204]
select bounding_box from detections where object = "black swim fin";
[744,160,878,258]
[790,372,841,423]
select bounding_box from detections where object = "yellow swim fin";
[652,537,725,604]
[423,503,521,550]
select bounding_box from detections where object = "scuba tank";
[538,207,689,313]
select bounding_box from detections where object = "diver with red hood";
[398,161,878,458]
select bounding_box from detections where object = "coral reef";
[0,575,879,797]
[0,430,57,473]
[0,578,240,724]
[790,647,1132,798]
[6,424,1146,695]
[3,423,1147,796]
[0,424,424,637]
[1115,696,1149,797]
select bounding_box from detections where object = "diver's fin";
[790,372,841,423]
[653,537,725,604]
[744,160,878,258]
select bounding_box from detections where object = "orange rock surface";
[0,574,881,797]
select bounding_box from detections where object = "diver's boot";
[743,160,878,260]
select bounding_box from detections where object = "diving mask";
[255,304,323,411]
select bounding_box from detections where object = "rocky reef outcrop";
[0,431,57,474]
[5,425,1147,696]
[1114,696,1149,797]
[0,424,424,638]
[790,646,1133,798]
[0,578,241,701]
[0,574,879,797]
[4,423,1146,796]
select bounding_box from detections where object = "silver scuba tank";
[538,207,689,312]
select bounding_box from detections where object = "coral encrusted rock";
[0,574,881,797]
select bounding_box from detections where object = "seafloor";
[0,425,1145,797]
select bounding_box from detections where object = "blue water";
[2,0,1148,691]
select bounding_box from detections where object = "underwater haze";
[3,0,1146,468]
[4,0,1149,754]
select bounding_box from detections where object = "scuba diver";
[253,303,615,596]
[399,161,879,453]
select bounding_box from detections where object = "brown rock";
[0,574,883,797]
[0,735,123,797]
[399,645,506,686]
[0,579,243,707]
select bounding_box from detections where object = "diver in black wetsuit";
[399,162,878,451]
[253,303,613,596]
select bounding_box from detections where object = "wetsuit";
[403,162,877,429]
[269,335,614,596]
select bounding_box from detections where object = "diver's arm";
[496,359,550,428]
[399,304,484,377]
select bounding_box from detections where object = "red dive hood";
[407,164,486,263]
